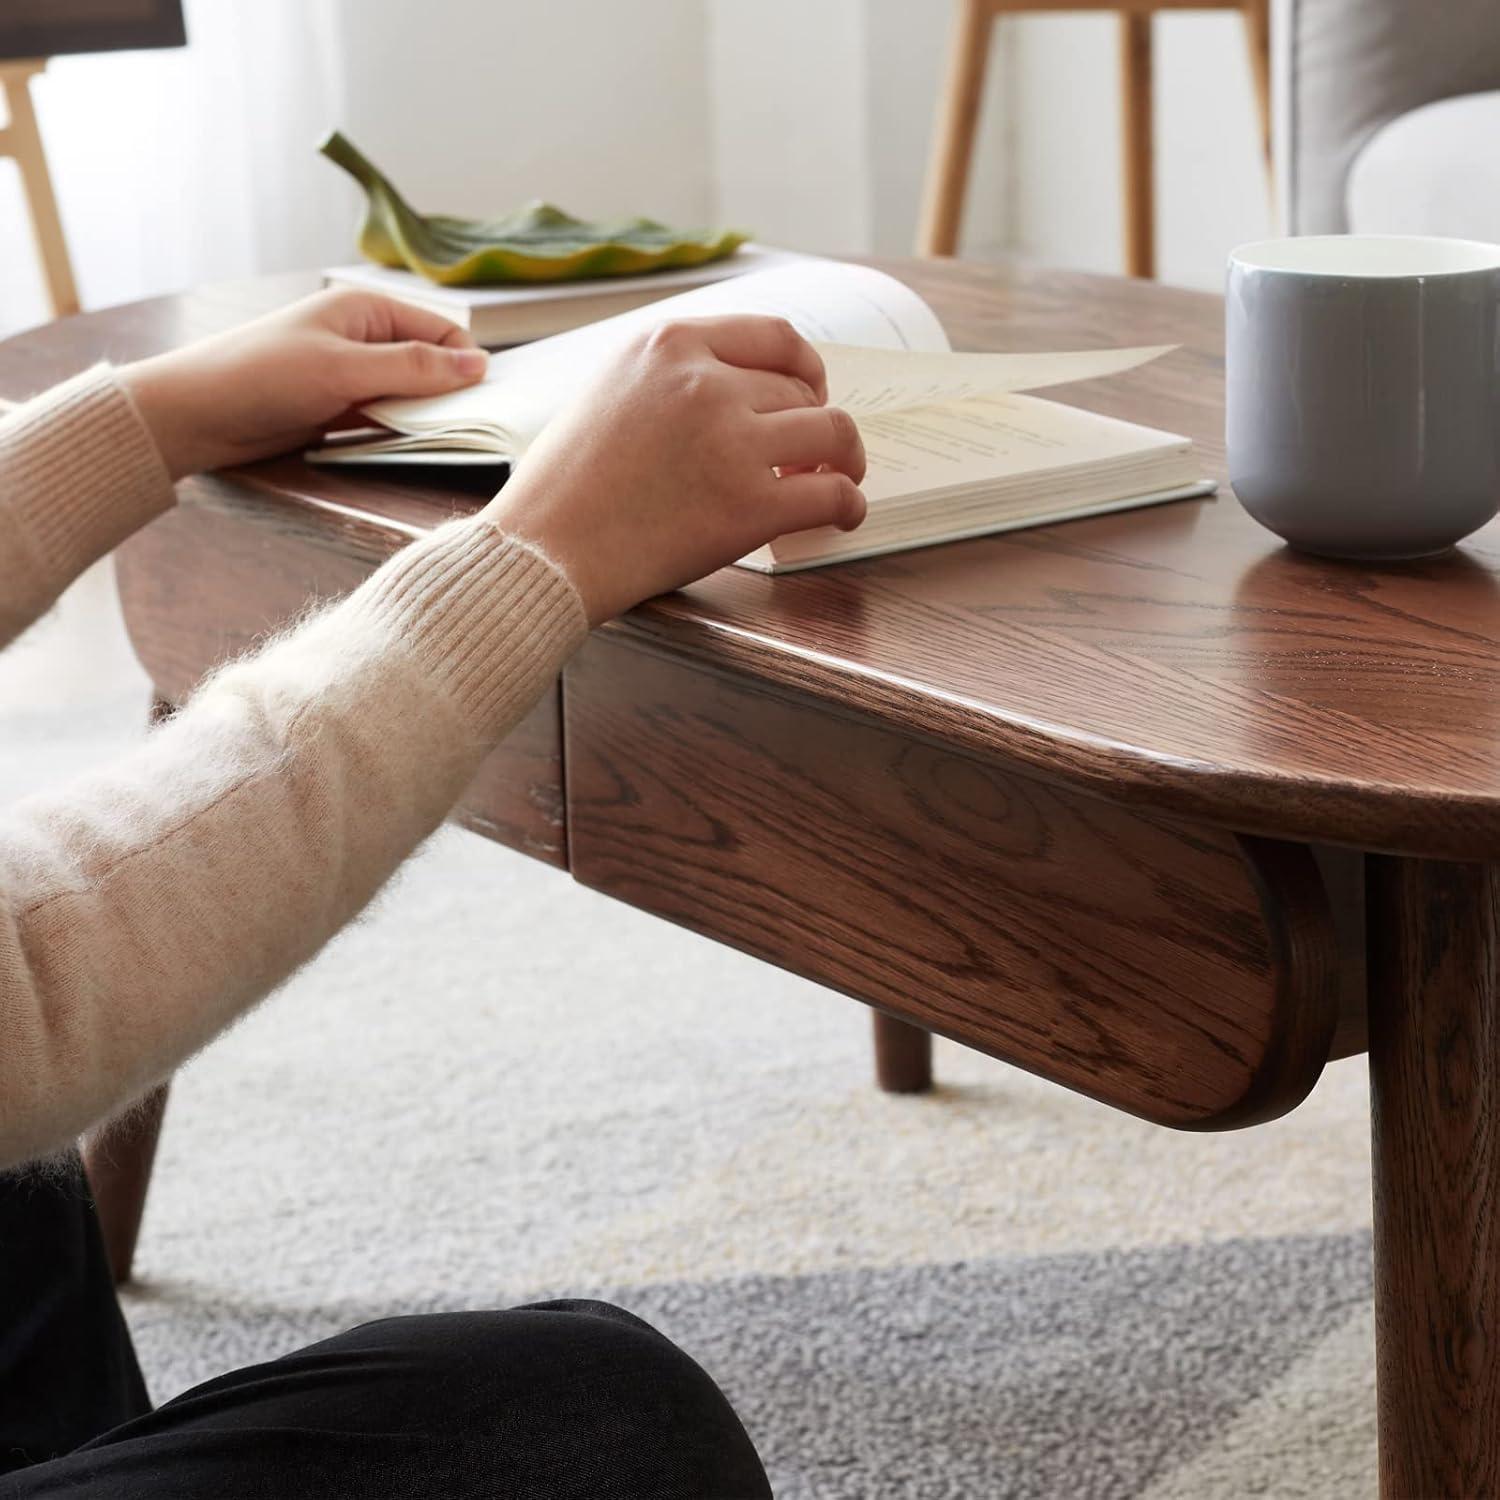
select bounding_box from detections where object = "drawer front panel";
[565,636,1337,1128]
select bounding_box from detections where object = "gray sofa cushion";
[1346,91,1500,241]
[1287,0,1500,232]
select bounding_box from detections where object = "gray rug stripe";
[127,1229,1374,1499]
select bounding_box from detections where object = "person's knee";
[334,1302,772,1499]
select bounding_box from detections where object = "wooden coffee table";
[3,260,1498,1498]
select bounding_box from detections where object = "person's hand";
[119,289,488,480]
[482,315,866,625]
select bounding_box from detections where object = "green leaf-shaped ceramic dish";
[320,131,748,286]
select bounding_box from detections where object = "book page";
[821,343,1174,418]
[362,260,950,454]
[858,392,1188,504]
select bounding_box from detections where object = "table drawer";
[115,485,567,866]
[564,635,1340,1129]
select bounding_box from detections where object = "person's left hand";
[119,289,489,480]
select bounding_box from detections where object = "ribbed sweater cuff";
[2,365,176,585]
[344,517,589,740]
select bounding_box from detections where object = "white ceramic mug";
[1227,235,1500,559]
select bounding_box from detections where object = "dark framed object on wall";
[0,1,187,62]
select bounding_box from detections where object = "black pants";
[0,1156,771,1499]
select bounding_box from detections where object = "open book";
[310,260,1213,572]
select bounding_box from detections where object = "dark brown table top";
[3,260,1498,859]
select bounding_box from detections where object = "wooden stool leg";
[872,1011,934,1094]
[1367,857,1500,1497]
[0,62,80,318]
[918,0,998,257]
[1119,11,1155,279]
[83,1082,170,1285]
[1241,0,1273,175]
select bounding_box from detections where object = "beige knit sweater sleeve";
[0,368,588,1168]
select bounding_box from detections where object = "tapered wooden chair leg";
[918,0,998,257]
[1119,10,1156,278]
[83,1081,170,1285]
[872,1011,935,1094]
[1241,0,1272,174]
[0,62,80,318]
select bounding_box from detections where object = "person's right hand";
[481,315,867,625]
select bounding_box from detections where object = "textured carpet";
[3,644,1380,1498]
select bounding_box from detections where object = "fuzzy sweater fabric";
[0,368,588,1168]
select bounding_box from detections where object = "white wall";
[706,0,1009,260]
[707,2,1270,285]
[708,0,872,252]
[0,0,715,341]
[333,0,714,227]
[866,0,1014,259]
[1004,9,1274,286]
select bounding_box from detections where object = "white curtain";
[1,0,350,336]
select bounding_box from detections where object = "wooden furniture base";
[1368,858,1500,1496]
[562,635,1338,1129]
[872,1013,935,1093]
[9,263,1500,1492]
[0,60,80,318]
[81,1081,170,1285]
[919,0,1274,276]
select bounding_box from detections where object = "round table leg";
[1368,855,1500,1497]
[872,1011,934,1094]
[82,1082,170,1285]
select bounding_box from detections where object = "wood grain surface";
[6,262,1500,858]
[618,263,1500,862]
[565,636,1338,1129]
[1368,857,1500,1499]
